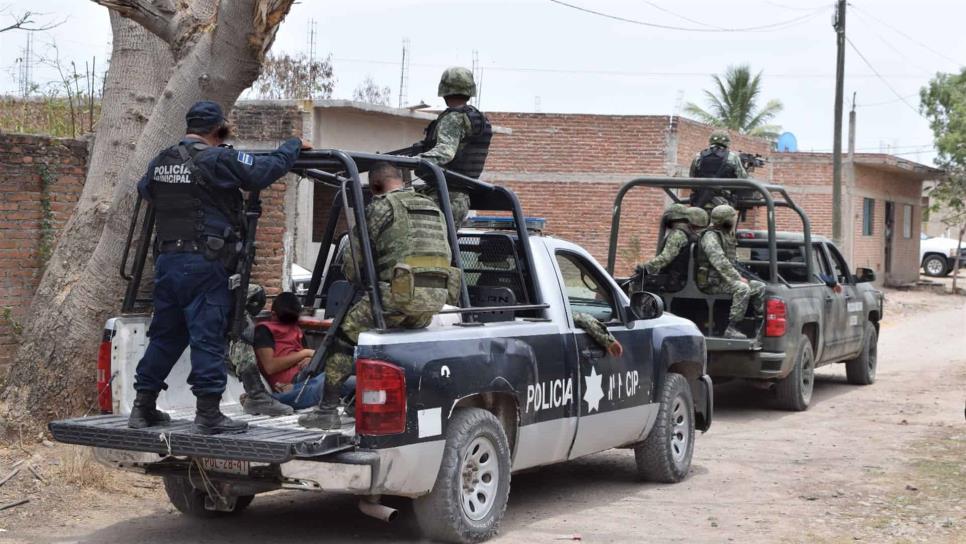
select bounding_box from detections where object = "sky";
[1,0,963,165]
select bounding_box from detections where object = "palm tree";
[684,65,783,143]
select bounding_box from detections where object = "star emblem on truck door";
[583,366,604,413]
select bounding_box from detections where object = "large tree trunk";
[0,0,295,426]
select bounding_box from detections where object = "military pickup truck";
[49,151,712,544]
[608,177,884,411]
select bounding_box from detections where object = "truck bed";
[49,409,355,464]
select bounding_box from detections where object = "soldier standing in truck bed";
[418,67,493,225]
[689,130,748,211]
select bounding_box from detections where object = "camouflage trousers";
[227,340,258,377]
[324,294,435,387]
[703,279,766,324]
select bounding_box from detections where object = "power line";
[547,0,825,33]
[331,56,930,80]
[850,10,932,74]
[636,1,724,30]
[850,4,962,67]
[845,36,921,116]
[855,93,920,108]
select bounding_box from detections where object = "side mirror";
[629,291,664,320]
[854,267,875,283]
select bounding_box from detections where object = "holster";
[202,233,241,270]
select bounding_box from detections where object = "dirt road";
[2,289,964,543]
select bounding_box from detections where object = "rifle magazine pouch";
[389,264,450,314]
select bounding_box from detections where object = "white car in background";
[920,233,965,277]
[290,262,313,295]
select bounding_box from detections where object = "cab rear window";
[737,242,814,284]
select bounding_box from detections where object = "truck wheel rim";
[460,436,499,521]
[670,395,690,464]
[801,348,815,402]
[867,336,877,378]
[926,259,944,275]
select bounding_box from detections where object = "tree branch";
[0,10,65,33]
[90,0,178,43]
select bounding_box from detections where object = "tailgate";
[49,411,354,464]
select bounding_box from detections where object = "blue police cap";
[186,100,225,131]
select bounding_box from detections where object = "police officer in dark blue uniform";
[128,100,310,435]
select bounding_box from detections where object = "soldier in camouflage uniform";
[229,284,294,416]
[695,204,764,340]
[417,67,493,225]
[299,162,459,430]
[634,204,708,293]
[572,312,623,357]
[689,130,748,211]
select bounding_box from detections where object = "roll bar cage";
[606,177,814,284]
[119,148,546,324]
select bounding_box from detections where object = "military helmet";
[245,284,267,316]
[686,207,709,228]
[664,202,689,222]
[438,67,477,98]
[709,129,731,147]
[710,204,738,227]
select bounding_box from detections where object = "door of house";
[884,201,895,275]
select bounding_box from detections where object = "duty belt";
[157,239,203,253]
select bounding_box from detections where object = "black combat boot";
[723,323,749,340]
[238,365,294,417]
[128,390,171,429]
[298,381,343,430]
[194,395,249,435]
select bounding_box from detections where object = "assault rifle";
[739,152,766,172]
[384,141,426,157]
[228,190,262,341]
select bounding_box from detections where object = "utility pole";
[832,0,847,246]
[844,92,857,262]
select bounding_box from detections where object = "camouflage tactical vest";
[374,189,460,313]
[656,226,697,292]
[695,229,736,287]
[422,105,492,179]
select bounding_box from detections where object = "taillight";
[96,328,115,413]
[355,359,407,435]
[765,298,787,337]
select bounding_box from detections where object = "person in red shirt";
[253,292,324,409]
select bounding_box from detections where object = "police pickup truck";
[49,152,711,544]
[608,177,883,412]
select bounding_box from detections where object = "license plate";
[200,457,249,476]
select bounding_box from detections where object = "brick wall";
[0,133,88,368]
[230,101,305,295]
[485,113,673,273]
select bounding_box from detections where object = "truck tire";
[845,323,878,385]
[162,475,253,518]
[634,373,694,483]
[922,254,949,277]
[413,408,511,544]
[775,335,815,411]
